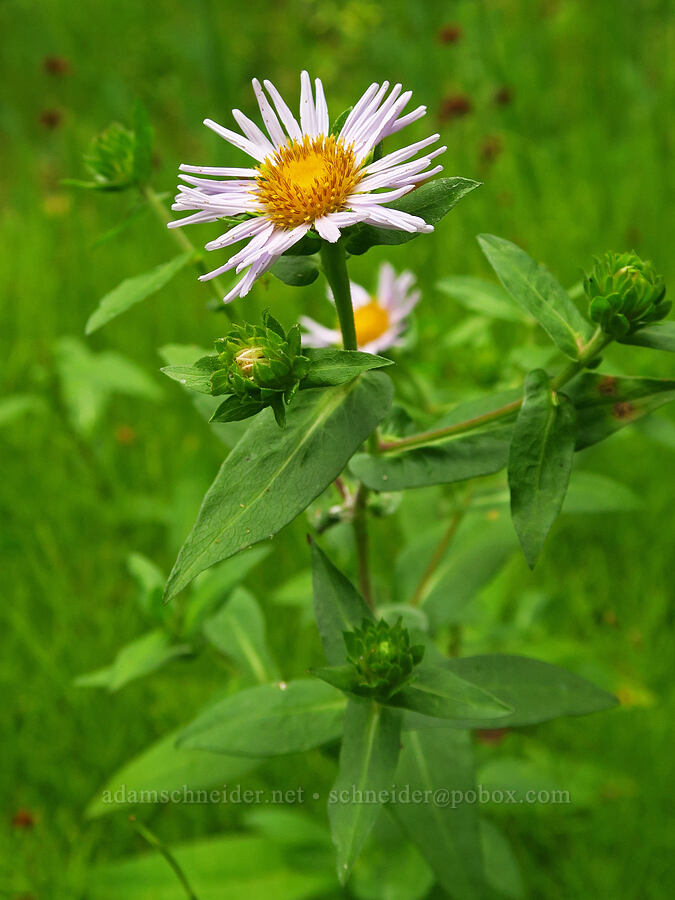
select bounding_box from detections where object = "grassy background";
[1,0,674,896]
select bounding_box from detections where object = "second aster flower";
[300,261,421,353]
[169,72,445,302]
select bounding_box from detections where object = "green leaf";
[164,372,392,601]
[438,654,618,730]
[329,698,402,884]
[202,586,279,684]
[88,834,335,900]
[311,544,373,665]
[391,666,512,722]
[345,178,480,255]
[352,424,512,491]
[86,730,259,818]
[391,729,485,899]
[620,321,675,352]
[330,106,353,135]
[481,820,524,899]
[74,630,192,692]
[478,234,592,358]
[436,275,530,323]
[563,471,640,513]
[271,254,320,286]
[0,393,46,427]
[508,369,577,567]
[126,553,166,621]
[181,547,270,636]
[566,373,675,448]
[396,515,517,627]
[177,679,346,756]
[85,252,192,334]
[161,355,220,393]
[312,664,362,693]
[132,99,154,185]
[303,349,394,388]
[351,809,434,900]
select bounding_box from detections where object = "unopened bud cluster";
[344,618,425,701]
[584,251,668,338]
[210,311,310,426]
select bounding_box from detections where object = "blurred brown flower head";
[437,23,463,44]
[39,109,63,130]
[43,56,71,76]
[439,93,472,123]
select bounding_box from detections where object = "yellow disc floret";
[353,301,390,347]
[256,135,362,228]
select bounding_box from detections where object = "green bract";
[343,618,425,701]
[84,123,137,190]
[210,311,310,427]
[584,251,669,338]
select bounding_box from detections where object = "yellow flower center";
[353,301,390,347]
[256,135,361,228]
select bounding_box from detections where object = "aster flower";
[169,72,445,303]
[300,262,420,354]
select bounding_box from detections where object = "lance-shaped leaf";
[391,728,485,899]
[203,587,279,684]
[312,544,373,665]
[271,254,320,286]
[390,666,511,722]
[85,252,193,334]
[89,833,335,900]
[437,275,530,323]
[619,321,675,353]
[508,369,577,567]
[161,355,220,393]
[329,698,402,884]
[478,234,592,358]
[352,424,512,491]
[303,349,393,388]
[177,679,346,757]
[86,729,259,818]
[565,373,675,449]
[74,630,192,692]
[438,654,618,730]
[345,178,480,255]
[164,372,392,601]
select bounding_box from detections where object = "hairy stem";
[380,327,611,453]
[142,185,234,320]
[320,239,357,350]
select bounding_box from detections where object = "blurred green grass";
[1,0,674,897]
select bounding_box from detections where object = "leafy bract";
[203,587,279,683]
[345,178,480,255]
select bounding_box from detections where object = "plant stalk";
[352,483,373,609]
[320,239,357,350]
[142,185,234,320]
[380,328,611,453]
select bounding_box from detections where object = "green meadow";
[1,0,673,897]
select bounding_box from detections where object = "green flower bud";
[210,311,310,427]
[343,617,425,701]
[84,123,137,190]
[584,251,668,338]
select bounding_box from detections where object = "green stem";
[130,817,199,900]
[353,483,373,609]
[320,239,357,350]
[410,501,466,607]
[380,328,612,453]
[142,185,234,320]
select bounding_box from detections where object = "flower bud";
[584,251,668,338]
[210,311,310,426]
[83,123,138,190]
[343,617,425,701]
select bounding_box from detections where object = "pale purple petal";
[263,79,303,140]
[251,78,287,147]
[203,118,267,162]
